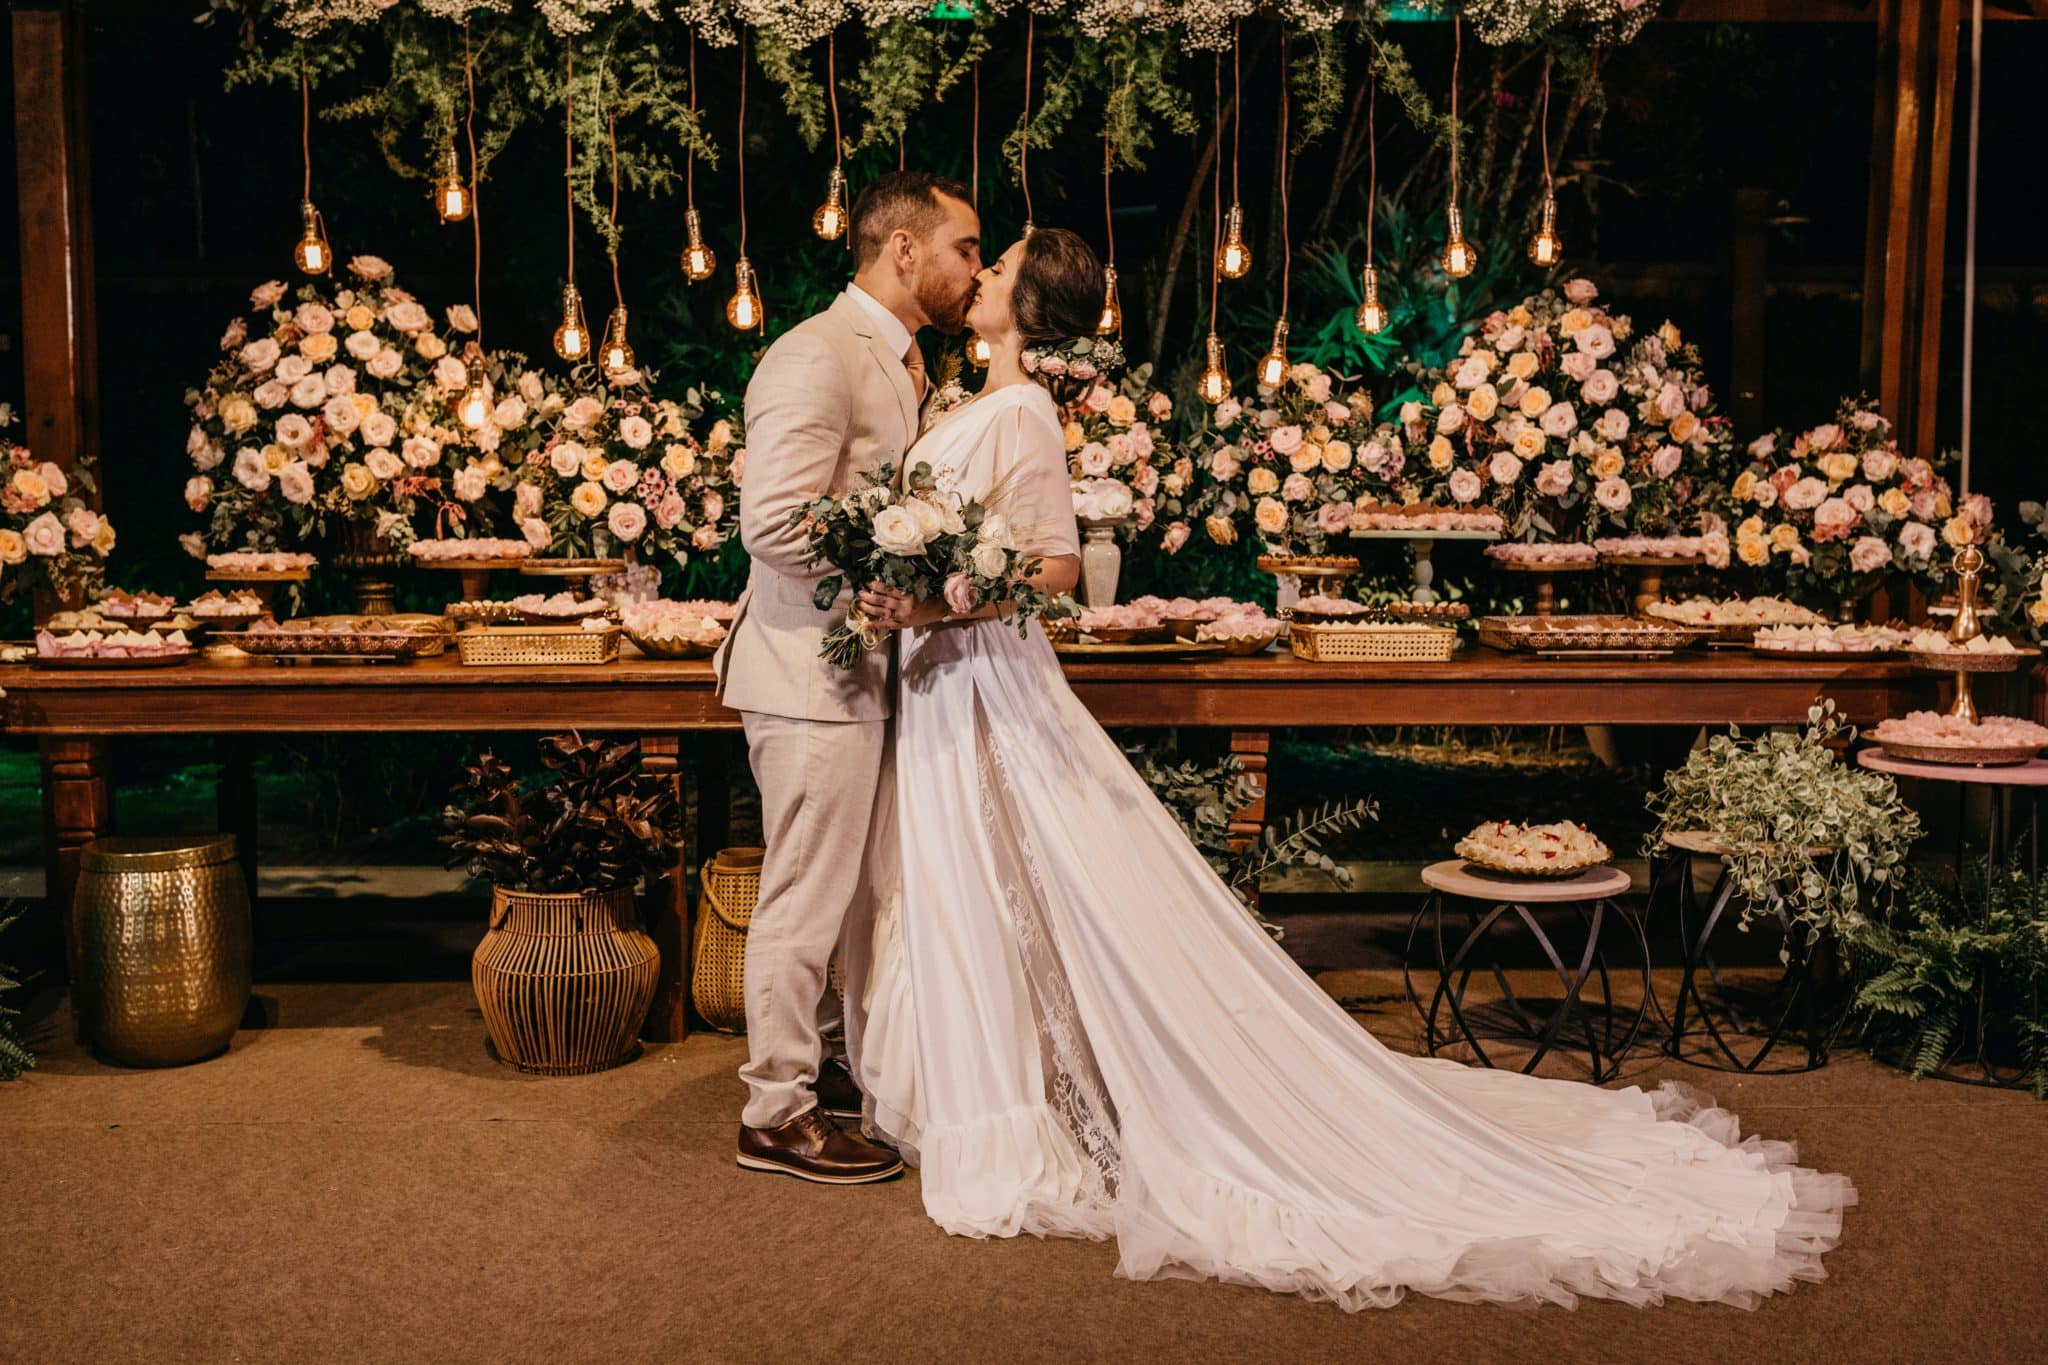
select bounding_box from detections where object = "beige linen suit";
[714,289,919,1129]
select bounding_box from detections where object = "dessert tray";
[1286,594,1377,626]
[32,628,195,666]
[407,537,535,563]
[1902,631,2034,673]
[1478,614,1707,657]
[1869,712,2048,767]
[1486,542,1598,569]
[619,600,731,660]
[1455,820,1613,877]
[1750,623,1910,656]
[185,589,268,622]
[1644,596,1827,646]
[1348,504,1505,535]
[218,616,444,662]
[205,552,315,578]
[511,591,613,625]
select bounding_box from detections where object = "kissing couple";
[711,170,1853,1312]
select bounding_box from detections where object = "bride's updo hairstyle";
[1012,228,1106,406]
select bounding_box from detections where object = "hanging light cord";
[1278,32,1290,318]
[464,22,482,348]
[971,60,981,206]
[1021,15,1035,225]
[737,31,748,257]
[1209,53,1223,327]
[1103,136,1116,266]
[827,33,842,172]
[686,28,697,208]
[1539,55,1553,197]
[608,110,623,307]
[1960,0,1984,496]
[1230,22,1242,205]
[564,44,575,287]
[300,55,312,201]
[1364,66,1377,265]
[1448,18,1462,207]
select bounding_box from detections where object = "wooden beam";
[12,5,100,490]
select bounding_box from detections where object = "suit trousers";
[737,709,886,1128]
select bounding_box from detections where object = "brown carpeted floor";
[4,970,2045,1364]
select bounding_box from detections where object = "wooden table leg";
[696,730,732,858]
[40,736,112,1022]
[1227,730,1271,906]
[639,735,690,1044]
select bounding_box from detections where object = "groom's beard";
[919,278,975,336]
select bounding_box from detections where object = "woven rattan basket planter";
[1290,621,1458,663]
[693,848,763,1033]
[457,624,621,667]
[471,884,659,1075]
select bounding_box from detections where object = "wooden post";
[1227,729,1271,907]
[1861,0,1962,458]
[12,5,100,486]
[39,735,112,1005]
[638,734,690,1044]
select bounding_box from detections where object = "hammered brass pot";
[72,835,251,1067]
[472,885,659,1075]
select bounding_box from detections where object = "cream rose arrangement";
[1406,280,1729,548]
[1059,364,1195,553]
[183,259,450,558]
[1722,398,1983,609]
[514,370,741,565]
[1,407,116,607]
[1196,360,1387,556]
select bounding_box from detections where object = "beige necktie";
[902,343,928,405]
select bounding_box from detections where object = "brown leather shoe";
[815,1057,863,1121]
[737,1108,904,1185]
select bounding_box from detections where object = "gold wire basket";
[456,624,621,667]
[1289,621,1458,663]
[693,847,763,1033]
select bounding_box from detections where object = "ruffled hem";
[1109,1080,1854,1312]
[911,1102,1117,1243]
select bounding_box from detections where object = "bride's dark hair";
[1011,228,1105,406]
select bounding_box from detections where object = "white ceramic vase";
[1077,518,1128,608]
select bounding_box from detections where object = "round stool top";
[1660,829,1835,858]
[1859,746,2048,787]
[80,834,237,874]
[1422,858,1632,903]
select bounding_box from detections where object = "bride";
[850,227,1853,1312]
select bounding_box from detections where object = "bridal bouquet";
[794,462,1075,669]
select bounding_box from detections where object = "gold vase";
[472,885,660,1075]
[72,836,251,1067]
[331,519,403,616]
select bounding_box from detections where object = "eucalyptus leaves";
[1646,701,1921,953]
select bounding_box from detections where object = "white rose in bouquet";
[970,541,1009,578]
[870,505,928,556]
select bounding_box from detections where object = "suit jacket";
[714,292,920,722]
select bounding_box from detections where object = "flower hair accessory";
[1022,334,1124,383]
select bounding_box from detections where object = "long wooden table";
[1,649,1951,1041]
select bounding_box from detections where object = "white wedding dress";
[846,380,1853,1311]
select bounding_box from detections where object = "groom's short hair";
[851,170,975,268]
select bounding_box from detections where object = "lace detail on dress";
[978,730,1124,1210]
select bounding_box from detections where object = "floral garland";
[1408,278,1726,545]
[1460,0,1662,47]
[0,407,116,607]
[1022,334,1124,384]
[514,370,742,564]
[183,257,462,559]
[1724,399,1988,609]
[1058,364,1193,549]
[1195,361,1378,557]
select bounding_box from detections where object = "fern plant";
[1851,854,2048,1098]
[0,906,37,1082]
[1131,744,1377,940]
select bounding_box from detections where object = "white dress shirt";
[843,282,915,361]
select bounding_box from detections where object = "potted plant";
[442,733,681,1075]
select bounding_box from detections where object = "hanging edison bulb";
[433,145,472,224]
[1216,204,1252,280]
[600,305,636,375]
[553,284,590,362]
[727,258,763,332]
[458,378,492,430]
[1095,265,1123,338]
[1526,197,1563,269]
[1354,264,1389,336]
[293,199,331,275]
[1256,318,1290,389]
[1197,333,1231,406]
[812,165,848,241]
[1021,220,1036,239]
[967,334,992,368]
[1440,205,1477,279]
[681,208,717,282]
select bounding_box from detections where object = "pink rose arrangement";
[513,371,741,566]
[184,258,452,559]
[0,407,116,606]
[1406,280,1729,547]
[1058,363,1193,552]
[1723,398,1984,608]
[1197,361,1389,556]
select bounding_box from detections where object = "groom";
[713,170,982,1184]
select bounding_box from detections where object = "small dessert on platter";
[1870,710,2048,766]
[1455,820,1612,876]
[96,589,177,620]
[407,537,535,562]
[1485,541,1598,567]
[1751,623,1910,655]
